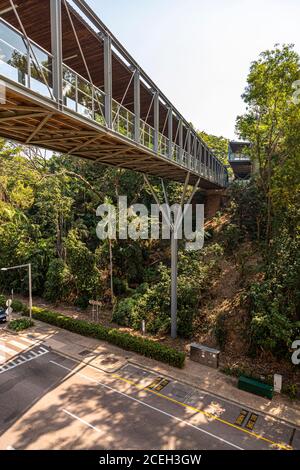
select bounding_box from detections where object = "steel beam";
[50,0,63,107]
[134,69,141,143]
[178,120,183,164]
[104,34,112,128]
[153,92,159,153]
[168,107,173,159]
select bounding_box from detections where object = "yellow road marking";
[112,373,292,451]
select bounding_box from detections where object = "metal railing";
[0,17,228,187]
[112,99,134,140]
[228,152,251,162]
[0,17,53,99]
[63,65,105,125]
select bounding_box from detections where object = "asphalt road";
[0,332,299,451]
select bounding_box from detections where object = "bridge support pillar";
[204,190,229,219]
[144,172,200,339]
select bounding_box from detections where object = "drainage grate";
[78,349,92,357]
[245,413,259,430]
[147,377,170,392]
[235,410,249,427]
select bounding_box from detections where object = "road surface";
[0,329,299,450]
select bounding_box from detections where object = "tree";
[236,44,300,242]
[198,131,229,166]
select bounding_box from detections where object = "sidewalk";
[6,318,300,428]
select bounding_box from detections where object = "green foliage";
[0,295,5,308]
[228,180,267,241]
[113,245,223,338]
[214,314,227,350]
[282,383,299,400]
[222,223,243,253]
[113,297,137,326]
[11,299,25,313]
[28,306,185,368]
[8,317,34,331]
[44,258,73,303]
[198,131,229,166]
[249,229,300,355]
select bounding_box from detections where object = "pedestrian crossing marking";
[0,344,49,374]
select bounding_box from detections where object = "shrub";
[113,278,130,296]
[26,305,185,368]
[113,297,138,326]
[44,258,74,303]
[9,317,34,332]
[11,299,24,313]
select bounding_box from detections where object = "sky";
[86,0,300,139]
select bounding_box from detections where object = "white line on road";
[0,349,49,374]
[50,360,243,450]
[63,409,102,434]
[9,340,32,350]
[0,344,18,356]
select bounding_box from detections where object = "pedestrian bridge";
[0,0,228,187]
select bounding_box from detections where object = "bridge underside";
[1,85,221,188]
[230,161,252,180]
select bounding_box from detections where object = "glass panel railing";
[172,143,180,163]
[158,133,169,157]
[229,152,250,162]
[140,120,154,151]
[112,99,134,140]
[62,65,105,125]
[0,20,28,86]
[0,18,52,98]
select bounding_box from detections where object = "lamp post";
[0,263,32,320]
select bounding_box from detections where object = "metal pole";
[171,231,178,339]
[28,263,32,321]
[50,0,63,107]
[104,34,112,128]
[134,68,141,143]
[168,107,173,159]
[153,92,159,153]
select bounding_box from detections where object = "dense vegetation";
[0,141,220,338]
[0,44,299,368]
[231,44,300,357]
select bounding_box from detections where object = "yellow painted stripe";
[112,373,292,451]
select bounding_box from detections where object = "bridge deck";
[0,0,228,188]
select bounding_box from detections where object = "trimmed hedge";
[29,306,185,368]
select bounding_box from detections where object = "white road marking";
[0,344,18,356]
[6,446,15,450]
[50,360,243,450]
[0,348,49,374]
[63,409,102,434]
[9,339,31,350]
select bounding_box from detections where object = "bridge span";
[0,0,228,188]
